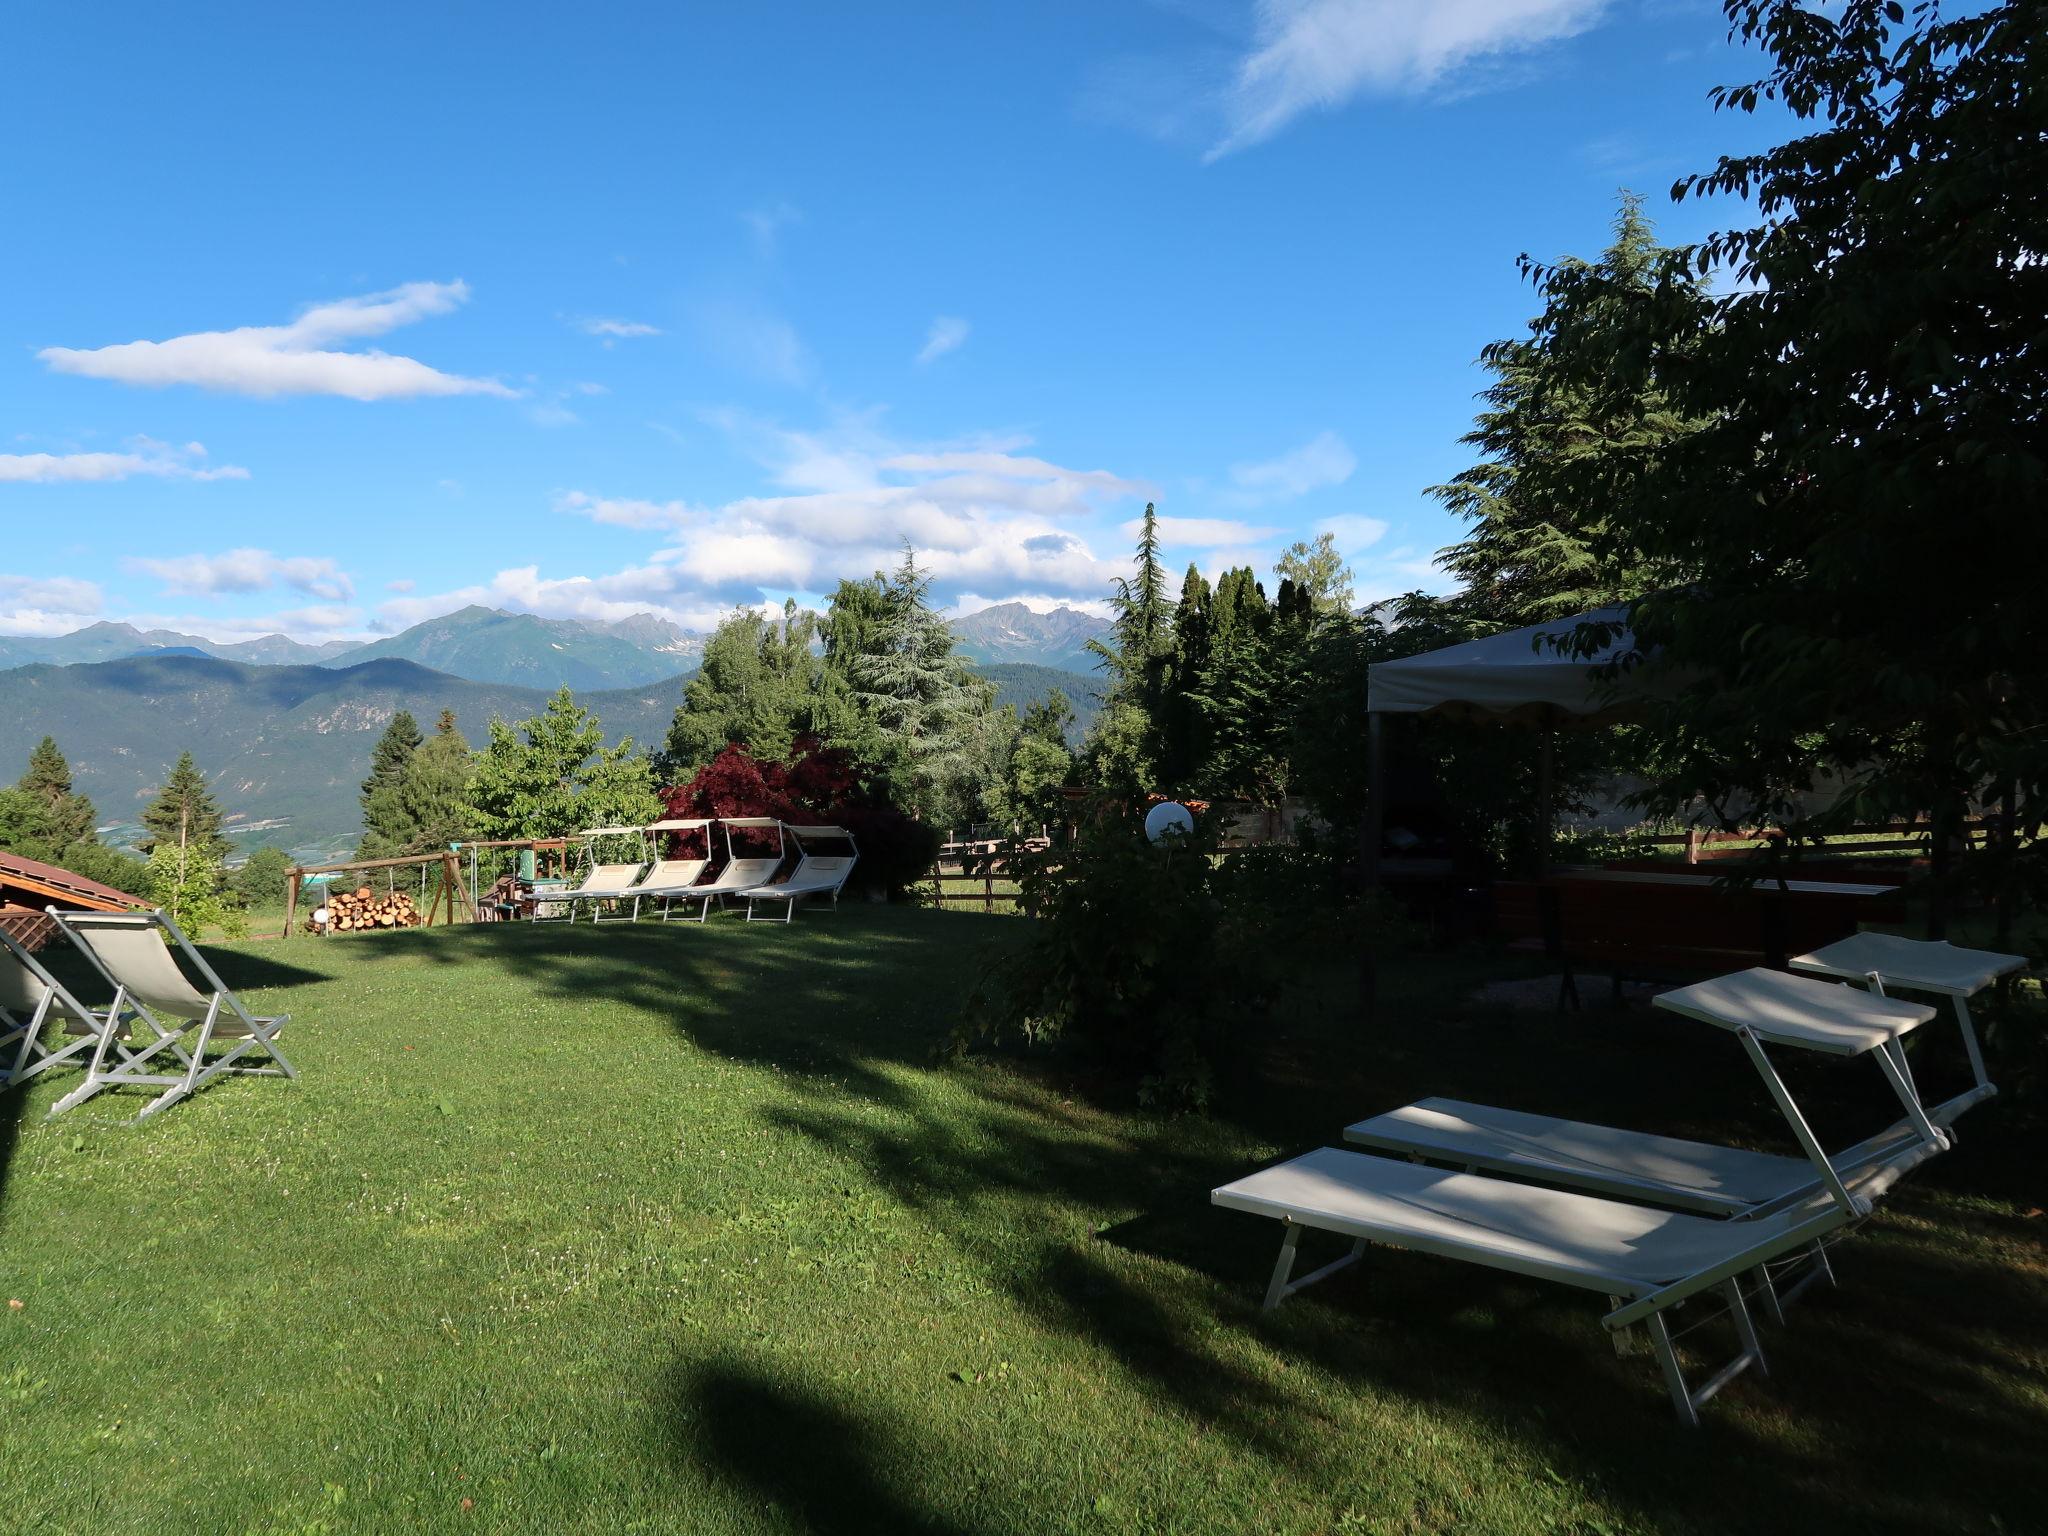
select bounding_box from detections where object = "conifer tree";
[18,736,98,850]
[138,752,231,862]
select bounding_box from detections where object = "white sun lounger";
[734,825,859,923]
[1347,971,1952,1236]
[1791,933,2026,1122]
[536,861,648,923]
[654,817,787,923]
[1,924,140,1096]
[1213,1137,1933,1426]
[46,908,295,1122]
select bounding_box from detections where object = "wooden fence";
[1636,817,1996,865]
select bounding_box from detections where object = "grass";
[2,908,2043,1534]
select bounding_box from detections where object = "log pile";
[310,885,423,934]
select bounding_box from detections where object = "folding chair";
[46,908,295,1122]
[1,923,138,1096]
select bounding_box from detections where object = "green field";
[2,910,2042,1534]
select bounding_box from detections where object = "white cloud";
[1221,429,1357,505]
[577,317,662,345]
[1210,0,1611,158]
[39,280,518,401]
[505,426,1155,630]
[0,438,249,483]
[386,578,416,593]
[125,604,370,642]
[741,201,804,256]
[916,315,971,365]
[0,574,104,634]
[1319,513,1391,553]
[126,548,356,602]
[698,303,815,387]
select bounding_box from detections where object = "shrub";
[662,737,939,899]
[964,809,1281,1110]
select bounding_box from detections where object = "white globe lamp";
[1144,801,1195,845]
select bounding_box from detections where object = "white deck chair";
[660,817,788,923]
[1,924,142,1096]
[622,817,715,921]
[1791,933,2026,1123]
[735,826,859,923]
[536,862,648,923]
[46,908,295,1123]
[1213,1136,1935,1426]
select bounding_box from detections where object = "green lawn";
[2,909,2042,1534]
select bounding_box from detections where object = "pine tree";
[664,604,824,774]
[393,710,478,853]
[138,752,230,862]
[847,546,993,824]
[18,736,97,850]
[1082,505,1175,794]
[359,710,424,856]
[1430,192,1709,628]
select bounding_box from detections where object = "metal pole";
[1363,712,1385,889]
[1535,725,1556,877]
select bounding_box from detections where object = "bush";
[51,841,151,898]
[663,737,939,899]
[963,809,1281,1110]
[233,846,293,908]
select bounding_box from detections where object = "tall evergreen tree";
[139,752,230,862]
[359,710,424,856]
[18,736,97,850]
[1082,505,1175,794]
[847,546,992,824]
[1430,192,1711,629]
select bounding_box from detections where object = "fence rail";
[1636,817,2000,865]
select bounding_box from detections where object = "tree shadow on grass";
[659,1354,993,1536]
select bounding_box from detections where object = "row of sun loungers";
[2,909,293,1124]
[538,819,859,925]
[1211,935,2025,1425]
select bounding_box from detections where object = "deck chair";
[536,862,647,923]
[1213,1135,1935,1426]
[1791,933,2027,1124]
[45,908,295,1123]
[658,855,785,923]
[1345,970,1948,1316]
[1,924,139,1096]
[617,856,710,921]
[734,826,859,923]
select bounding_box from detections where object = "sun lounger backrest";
[710,857,781,891]
[59,912,215,1018]
[645,857,707,887]
[0,926,103,1029]
[581,862,646,894]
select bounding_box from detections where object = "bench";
[1494,871,1901,1012]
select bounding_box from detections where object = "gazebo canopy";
[1365,605,1646,727]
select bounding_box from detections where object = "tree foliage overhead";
[1563,2,2045,886]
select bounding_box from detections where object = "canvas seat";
[539,861,649,923]
[1,924,141,1097]
[46,908,295,1122]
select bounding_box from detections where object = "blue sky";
[2,1,1784,643]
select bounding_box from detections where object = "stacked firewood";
[311,885,422,933]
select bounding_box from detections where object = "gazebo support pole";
[1535,726,1556,876]
[1363,712,1385,890]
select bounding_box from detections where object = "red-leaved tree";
[663,737,939,897]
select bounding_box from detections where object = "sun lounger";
[650,817,788,923]
[1,924,139,1096]
[1348,967,1950,1216]
[734,826,859,923]
[1790,933,2026,1123]
[45,908,295,1122]
[535,861,648,923]
[1213,1138,1933,1425]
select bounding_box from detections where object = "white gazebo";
[1363,605,1659,880]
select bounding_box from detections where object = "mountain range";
[0,600,1111,691]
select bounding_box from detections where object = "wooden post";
[283,870,301,940]
[985,863,995,910]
